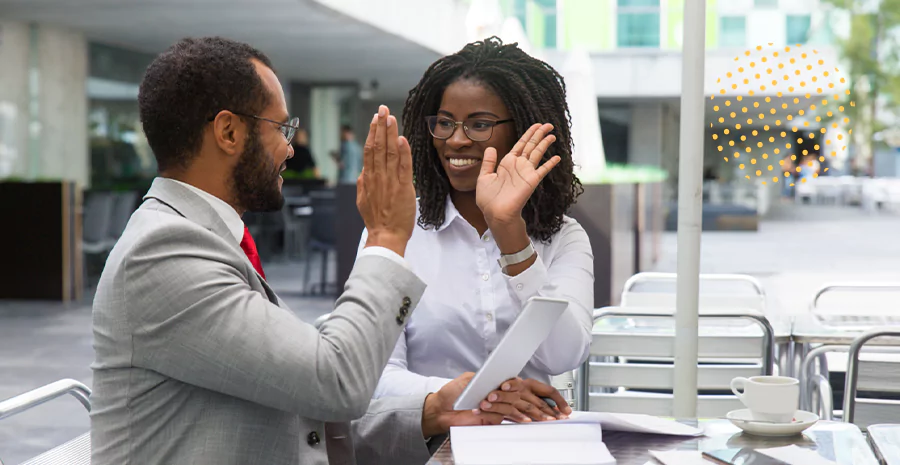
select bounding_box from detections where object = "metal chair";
[0,379,91,465]
[303,189,337,295]
[576,306,775,418]
[620,272,767,315]
[843,330,900,430]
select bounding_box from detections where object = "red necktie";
[240,226,266,280]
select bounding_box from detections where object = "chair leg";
[303,249,313,294]
[319,248,328,294]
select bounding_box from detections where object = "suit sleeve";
[124,226,426,421]
[351,394,439,465]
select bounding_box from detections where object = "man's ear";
[211,111,244,157]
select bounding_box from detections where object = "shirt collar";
[434,196,463,232]
[168,179,245,243]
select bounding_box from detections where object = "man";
[89,37,529,465]
[335,124,362,184]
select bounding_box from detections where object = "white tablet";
[453,296,570,411]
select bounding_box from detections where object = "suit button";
[402,296,412,307]
[396,316,405,326]
[307,431,320,446]
[399,306,409,317]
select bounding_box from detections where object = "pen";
[540,397,557,409]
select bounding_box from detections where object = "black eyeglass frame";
[207,111,300,144]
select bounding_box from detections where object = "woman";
[359,37,594,420]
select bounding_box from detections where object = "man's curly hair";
[138,37,274,172]
[402,36,583,242]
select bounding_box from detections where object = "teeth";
[449,158,478,167]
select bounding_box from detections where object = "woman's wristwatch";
[497,241,535,273]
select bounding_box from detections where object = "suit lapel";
[144,178,279,306]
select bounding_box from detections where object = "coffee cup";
[730,376,799,423]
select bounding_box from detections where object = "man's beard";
[231,126,284,213]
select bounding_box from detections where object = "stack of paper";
[649,446,838,465]
[502,412,703,437]
[450,423,614,465]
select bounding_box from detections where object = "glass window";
[617,0,660,47]
[754,0,778,7]
[618,0,659,6]
[786,15,812,44]
[720,16,747,48]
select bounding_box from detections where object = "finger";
[398,136,413,184]
[483,391,530,423]
[533,156,561,182]
[520,392,560,420]
[373,105,388,174]
[480,147,498,176]
[478,398,521,420]
[500,378,525,393]
[521,123,553,159]
[470,410,505,425]
[362,114,378,179]
[525,379,571,415]
[528,134,557,167]
[386,114,400,176]
[355,171,366,213]
[508,123,541,157]
[514,398,549,422]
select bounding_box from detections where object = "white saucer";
[726,409,819,437]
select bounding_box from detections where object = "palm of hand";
[474,123,561,224]
[476,152,543,224]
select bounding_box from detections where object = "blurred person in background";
[333,124,362,184]
[285,127,320,178]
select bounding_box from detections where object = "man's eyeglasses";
[425,115,514,142]
[209,111,300,144]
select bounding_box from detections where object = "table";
[425,420,879,465]
[867,424,900,465]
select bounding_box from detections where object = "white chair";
[620,272,766,313]
[809,331,900,430]
[0,379,91,465]
[577,306,775,418]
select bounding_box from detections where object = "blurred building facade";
[510,0,851,200]
[0,0,472,191]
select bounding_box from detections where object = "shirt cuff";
[504,254,553,306]
[358,246,410,269]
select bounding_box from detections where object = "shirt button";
[486,313,493,322]
[482,236,490,242]
[482,273,490,281]
[516,283,524,291]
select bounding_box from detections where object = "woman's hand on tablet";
[500,378,572,422]
[421,373,528,438]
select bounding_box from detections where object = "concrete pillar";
[628,102,664,167]
[0,20,88,187]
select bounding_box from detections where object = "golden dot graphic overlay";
[711,44,852,186]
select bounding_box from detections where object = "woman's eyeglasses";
[425,115,514,142]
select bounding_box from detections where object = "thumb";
[480,148,498,177]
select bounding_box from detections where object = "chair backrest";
[309,189,336,245]
[1,379,91,465]
[582,306,774,417]
[843,330,900,430]
[621,272,766,313]
[82,191,115,243]
[108,191,138,239]
[811,283,900,320]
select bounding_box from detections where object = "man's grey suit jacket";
[91,178,436,465]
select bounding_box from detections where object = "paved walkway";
[3,202,900,462]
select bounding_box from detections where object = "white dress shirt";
[360,198,594,398]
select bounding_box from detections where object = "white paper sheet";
[450,423,615,465]
[756,445,838,465]
[506,412,703,437]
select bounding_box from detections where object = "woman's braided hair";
[402,36,583,242]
